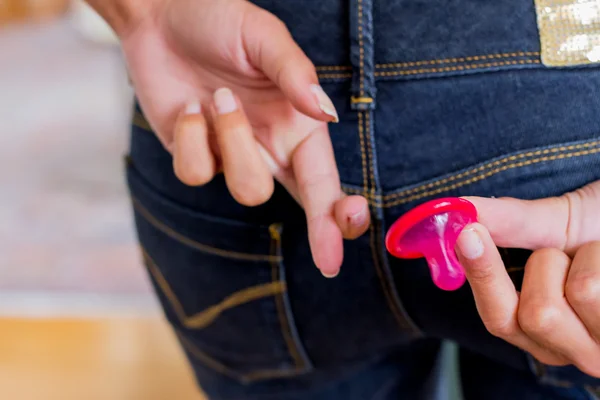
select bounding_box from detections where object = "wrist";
[85,0,161,38]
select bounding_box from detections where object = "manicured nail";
[456,228,484,260]
[185,100,201,115]
[310,84,339,122]
[322,270,339,278]
[213,88,238,115]
[349,204,368,227]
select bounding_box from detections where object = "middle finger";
[212,88,274,206]
[566,241,600,343]
[518,248,600,375]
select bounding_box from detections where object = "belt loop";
[349,0,376,110]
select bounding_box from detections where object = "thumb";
[463,181,600,254]
[242,8,338,123]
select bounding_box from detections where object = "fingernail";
[456,228,484,260]
[214,88,238,115]
[349,204,368,227]
[322,270,339,278]
[185,100,202,115]
[310,84,339,122]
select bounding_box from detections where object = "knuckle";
[485,317,517,338]
[531,350,568,367]
[566,274,600,309]
[174,164,214,187]
[575,358,600,378]
[518,302,562,337]
[528,247,569,266]
[465,262,497,285]
[230,180,274,207]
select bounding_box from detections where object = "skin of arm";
[85,0,159,38]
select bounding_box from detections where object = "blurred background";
[0,1,462,399]
[0,1,204,399]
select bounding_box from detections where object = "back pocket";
[126,160,312,383]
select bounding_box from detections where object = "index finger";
[456,223,523,338]
[292,125,344,277]
[456,223,570,365]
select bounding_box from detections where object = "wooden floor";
[0,318,207,400]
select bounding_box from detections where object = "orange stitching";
[176,331,239,379]
[316,65,352,71]
[383,140,600,200]
[317,72,353,79]
[370,221,412,330]
[351,96,375,104]
[361,108,414,329]
[343,141,600,206]
[132,197,282,262]
[242,367,309,382]
[342,186,363,195]
[366,111,376,199]
[177,330,306,383]
[375,59,540,77]
[142,249,189,324]
[269,223,306,370]
[358,0,365,96]
[381,147,600,207]
[377,52,540,69]
[132,111,152,131]
[314,52,541,75]
[142,249,285,330]
[358,112,369,197]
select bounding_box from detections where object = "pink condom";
[385,197,478,291]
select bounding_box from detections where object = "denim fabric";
[125,0,600,398]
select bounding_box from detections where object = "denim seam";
[342,140,600,206]
[358,111,369,195]
[142,248,286,330]
[268,223,310,372]
[132,112,152,131]
[376,51,541,68]
[375,59,541,78]
[360,108,408,331]
[313,51,543,81]
[379,147,600,207]
[176,330,240,380]
[316,65,352,72]
[381,140,600,200]
[314,51,541,72]
[366,111,375,199]
[177,330,307,383]
[144,245,308,383]
[366,109,420,333]
[131,196,282,262]
[318,73,354,80]
[358,0,365,97]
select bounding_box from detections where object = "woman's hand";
[456,181,600,377]
[87,0,371,277]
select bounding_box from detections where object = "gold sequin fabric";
[535,0,600,66]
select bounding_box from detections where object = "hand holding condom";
[387,182,600,376]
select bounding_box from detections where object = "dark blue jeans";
[125,0,600,398]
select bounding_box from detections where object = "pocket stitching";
[342,138,600,207]
[380,145,600,207]
[141,231,310,382]
[142,248,285,330]
[132,196,282,263]
[269,223,311,372]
